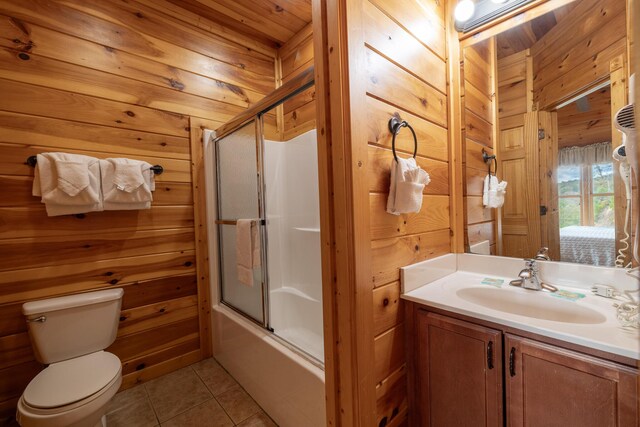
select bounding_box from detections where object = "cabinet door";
[505,334,639,427]
[417,311,503,427]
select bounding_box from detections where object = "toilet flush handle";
[26,316,46,323]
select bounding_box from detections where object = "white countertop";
[401,254,640,361]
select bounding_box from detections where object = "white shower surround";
[203,129,326,427]
[264,130,324,362]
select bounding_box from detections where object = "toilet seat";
[24,351,121,409]
[17,352,122,427]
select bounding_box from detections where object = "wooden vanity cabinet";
[412,308,639,427]
[416,311,503,427]
[506,334,639,427]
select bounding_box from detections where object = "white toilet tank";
[23,288,124,364]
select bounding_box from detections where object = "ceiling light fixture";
[454,0,475,22]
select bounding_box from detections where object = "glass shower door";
[215,120,267,325]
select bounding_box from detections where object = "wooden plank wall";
[531,0,627,110]
[363,0,451,425]
[0,0,274,416]
[277,23,316,140]
[462,40,497,254]
[557,86,612,148]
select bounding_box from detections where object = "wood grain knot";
[119,315,127,322]
[383,298,389,307]
[274,4,284,12]
[168,78,185,90]
[109,279,119,285]
[136,363,145,371]
[17,52,30,60]
[184,261,193,267]
[378,416,387,427]
[414,245,419,251]
[125,111,135,117]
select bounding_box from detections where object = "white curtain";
[558,141,612,166]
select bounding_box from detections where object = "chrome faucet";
[534,247,550,261]
[509,259,558,292]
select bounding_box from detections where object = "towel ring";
[389,117,417,162]
[482,149,497,176]
[25,155,164,175]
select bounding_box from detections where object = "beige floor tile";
[215,385,261,424]
[106,385,158,427]
[145,367,213,422]
[236,411,278,427]
[192,358,238,396]
[161,399,234,427]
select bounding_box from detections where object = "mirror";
[462,0,635,267]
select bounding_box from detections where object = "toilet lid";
[23,351,121,409]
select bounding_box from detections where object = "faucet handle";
[535,247,550,261]
[523,258,537,270]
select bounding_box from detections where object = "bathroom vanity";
[402,254,639,426]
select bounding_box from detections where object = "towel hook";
[25,155,164,175]
[389,117,417,163]
[481,149,497,176]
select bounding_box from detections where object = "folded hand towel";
[386,157,430,215]
[32,153,103,216]
[100,158,154,210]
[483,174,508,208]
[236,219,262,287]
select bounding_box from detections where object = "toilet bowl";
[16,289,124,427]
[17,353,122,427]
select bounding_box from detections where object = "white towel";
[100,158,154,210]
[236,219,261,287]
[483,174,508,208]
[32,153,103,216]
[386,157,431,215]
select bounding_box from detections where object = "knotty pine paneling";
[531,0,626,109]
[463,39,497,254]
[277,23,315,140]
[557,86,612,148]
[0,0,275,416]
[362,1,450,424]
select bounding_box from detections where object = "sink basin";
[456,287,607,324]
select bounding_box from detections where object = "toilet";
[16,289,124,427]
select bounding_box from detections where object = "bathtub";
[212,304,326,427]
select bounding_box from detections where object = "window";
[558,165,581,228]
[591,163,614,227]
[558,162,615,228]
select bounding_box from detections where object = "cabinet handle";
[487,341,494,370]
[509,347,516,377]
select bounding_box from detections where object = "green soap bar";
[481,278,504,287]
[549,289,586,302]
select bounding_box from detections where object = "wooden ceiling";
[495,2,577,59]
[557,86,612,149]
[168,0,312,47]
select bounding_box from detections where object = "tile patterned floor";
[106,358,277,427]
[1,358,277,427]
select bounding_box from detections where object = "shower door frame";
[212,77,315,332]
